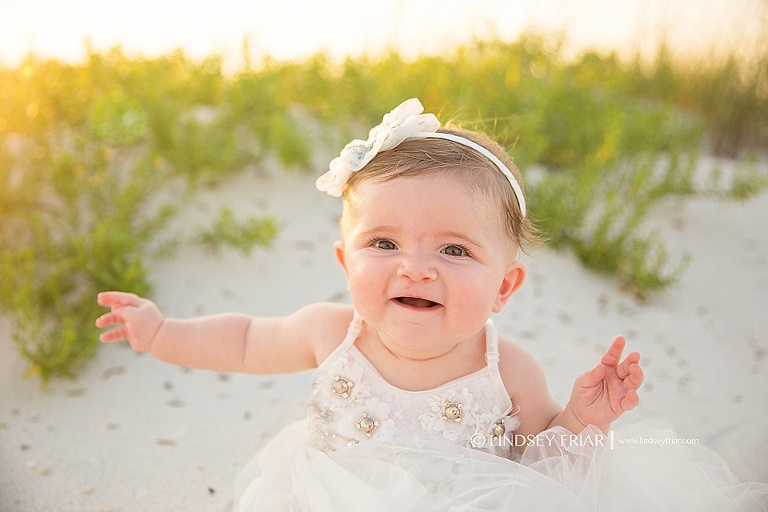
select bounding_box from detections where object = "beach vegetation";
[193,207,279,256]
[1,31,766,382]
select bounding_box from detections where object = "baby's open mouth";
[395,297,441,308]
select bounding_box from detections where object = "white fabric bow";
[316,98,440,197]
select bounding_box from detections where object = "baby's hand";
[95,291,164,353]
[566,336,644,432]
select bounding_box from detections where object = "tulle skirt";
[234,420,768,511]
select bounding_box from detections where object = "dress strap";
[484,318,500,366]
[342,310,364,349]
[484,318,511,409]
[313,309,363,371]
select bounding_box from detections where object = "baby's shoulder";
[496,334,562,437]
[496,335,549,396]
[497,335,542,371]
[289,302,355,364]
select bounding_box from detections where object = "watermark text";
[470,431,700,450]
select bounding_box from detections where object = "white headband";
[316,98,526,217]
[406,131,526,217]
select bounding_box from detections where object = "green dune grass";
[1,33,766,383]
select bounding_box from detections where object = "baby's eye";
[441,245,468,257]
[373,239,397,250]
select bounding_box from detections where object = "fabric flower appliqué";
[312,356,367,410]
[337,397,394,443]
[475,406,520,438]
[315,98,440,196]
[420,388,479,442]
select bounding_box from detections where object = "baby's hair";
[341,126,542,255]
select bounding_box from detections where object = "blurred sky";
[0,0,764,67]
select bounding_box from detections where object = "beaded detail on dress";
[308,312,520,458]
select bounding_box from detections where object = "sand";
[1,155,767,511]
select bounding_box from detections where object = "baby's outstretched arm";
[96,291,259,371]
[551,336,644,434]
[95,291,336,374]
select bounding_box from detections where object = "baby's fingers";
[582,362,606,387]
[95,311,122,329]
[616,350,641,378]
[97,291,140,308]
[99,326,129,343]
[95,311,132,344]
[600,336,626,367]
[623,360,644,391]
[620,389,640,412]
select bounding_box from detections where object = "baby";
[96,98,646,510]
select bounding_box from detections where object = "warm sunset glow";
[0,0,764,66]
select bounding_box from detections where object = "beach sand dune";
[1,157,766,511]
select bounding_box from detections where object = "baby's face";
[335,173,525,358]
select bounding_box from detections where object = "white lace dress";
[234,313,767,511]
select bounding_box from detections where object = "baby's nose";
[396,253,437,281]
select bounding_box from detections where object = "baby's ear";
[334,241,349,277]
[493,260,526,313]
